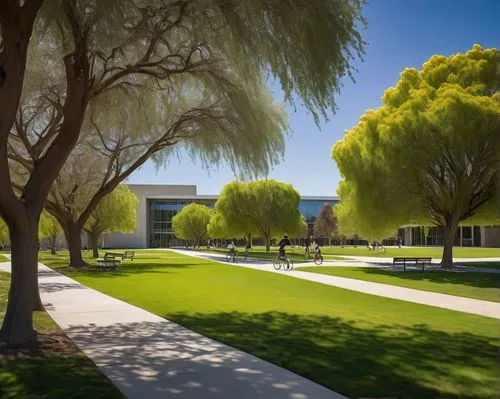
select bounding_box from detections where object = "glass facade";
[148,199,215,248]
[147,197,337,248]
[299,199,338,233]
[406,226,482,247]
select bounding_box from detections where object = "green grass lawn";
[455,261,500,270]
[299,266,500,302]
[0,271,123,399]
[39,250,499,399]
[0,255,8,263]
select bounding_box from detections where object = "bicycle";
[368,243,386,253]
[313,251,324,265]
[225,250,238,262]
[273,252,293,271]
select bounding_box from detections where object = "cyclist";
[277,234,294,257]
[313,240,321,256]
[227,240,236,254]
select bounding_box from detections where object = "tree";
[83,186,138,258]
[0,218,9,248]
[214,180,303,251]
[39,212,62,255]
[333,46,500,266]
[1,0,365,344]
[313,203,337,245]
[172,203,213,248]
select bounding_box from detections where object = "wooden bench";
[122,250,135,261]
[393,257,432,271]
[97,253,121,270]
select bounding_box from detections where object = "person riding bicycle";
[227,241,236,255]
[277,234,294,257]
[313,240,321,255]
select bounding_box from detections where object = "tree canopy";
[333,45,500,265]
[172,203,213,247]
[313,203,337,239]
[39,212,62,255]
[213,180,303,251]
[0,218,8,247]
[0,0,365,343]
[84,186,138,258]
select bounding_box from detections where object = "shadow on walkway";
[64,319,339,398]
[166,311,498,399]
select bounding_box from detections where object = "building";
[104,184,337,248]
[103,184,500,249]
[398,225,500,248]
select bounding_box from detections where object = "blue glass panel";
[299,199,338,223]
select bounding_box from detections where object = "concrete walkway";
[0,260,345,399]
[171,249,500,320]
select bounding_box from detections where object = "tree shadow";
[49,262,201,279]
[356,267,500,289]
[167,311,499,399]
[39,281,86,294]
[0,336,123,399]
[456,261,500,270]
[61,320,338,399]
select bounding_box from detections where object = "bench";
[97,253,121,270]
[122,250,135,261]
[393,257,432,271]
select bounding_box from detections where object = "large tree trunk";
[50,235,57,255]
[441,224,457,268]
[63,222,86,267]
[87,231,100,258]
[0,217,39,344]
[265,235,270,252]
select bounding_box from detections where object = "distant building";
[104,184,337,248]
[102,184,500,248]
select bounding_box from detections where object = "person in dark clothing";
[304,236,311,257]
[278,235,294,256]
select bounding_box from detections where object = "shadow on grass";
[0,348,123,399]
[356,267,500,289]
[167,311,499,399]
[60,320,334,399]
[456,261,500,270]
[45,261,203,279]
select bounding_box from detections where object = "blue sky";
[128,0,500,196]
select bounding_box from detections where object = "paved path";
[172,249,500,319]
[0,260,345,399]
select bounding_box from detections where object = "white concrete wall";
[484,226,500,248]
[104,184,197,249]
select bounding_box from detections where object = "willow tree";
[333,46,500,266]
[214,180,304,251]
[83,185,138,258]
[2,0,365,343]
[39,212,62,255]
[0,218,9,248]
[172,203,213,249]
